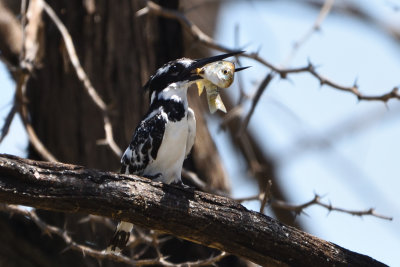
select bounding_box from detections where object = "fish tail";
[207,91,227,113]
[214,93,227,113]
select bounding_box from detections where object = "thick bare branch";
[0,154,387,267]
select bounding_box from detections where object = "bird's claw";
[172,180,194,190]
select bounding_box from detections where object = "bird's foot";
[144,173,163,181]
[171,180,194,190]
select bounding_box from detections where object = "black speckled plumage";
[121,111,167,175]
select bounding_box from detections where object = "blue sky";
[210,0,400,266]
[1,0,399,265]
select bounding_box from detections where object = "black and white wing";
[120,111,167,175]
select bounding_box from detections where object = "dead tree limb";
[0,154,387,267]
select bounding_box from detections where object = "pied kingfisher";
[106,51,243,253]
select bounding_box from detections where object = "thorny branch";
[272,194,393,220]
[236,187,392,221]
[0,204,228,267]
[140,0,400,105]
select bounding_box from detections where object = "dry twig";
[236,192,392,221]
[272,194,393,221]
[0,104,17,143]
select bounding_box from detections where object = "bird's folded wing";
[121,111,167,174]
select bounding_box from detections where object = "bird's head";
[144,51,245,103]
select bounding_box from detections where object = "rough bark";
[0,154,387,267]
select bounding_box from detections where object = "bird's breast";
[143,111,189,183]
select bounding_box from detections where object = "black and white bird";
[106,51,244,253]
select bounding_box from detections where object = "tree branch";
[235,185,392,221]
[272,194,392,221]
[0,154,387,267]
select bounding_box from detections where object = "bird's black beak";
[181,51,246,81]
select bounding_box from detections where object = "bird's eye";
[170,65,180,75]
[223,69,228,75]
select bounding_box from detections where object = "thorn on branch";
[353,77,359,89]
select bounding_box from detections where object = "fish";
[196,79,227,113]
[195,61,236,114]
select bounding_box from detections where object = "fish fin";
[214,93,227,113]
[196,81,204,96]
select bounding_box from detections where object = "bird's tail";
[106,221,133,253]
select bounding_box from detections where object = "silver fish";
[196,61,236,113]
